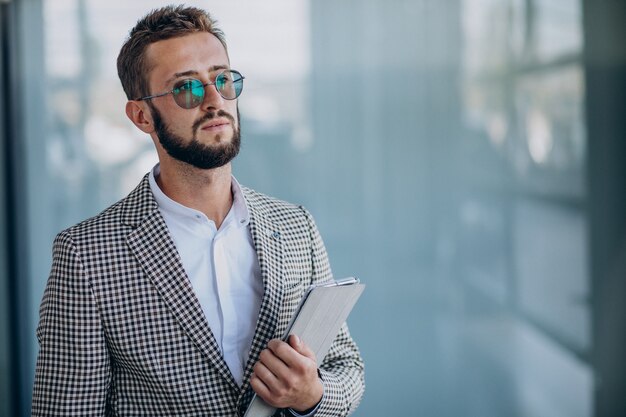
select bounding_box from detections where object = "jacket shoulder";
[241,186,312,223]
[60,174,154,242]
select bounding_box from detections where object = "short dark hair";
[117,5,227,100]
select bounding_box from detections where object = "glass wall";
[7,0,596,416]
[0,8,12,411]
[307,1,590,416]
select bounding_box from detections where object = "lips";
[201,118,231,130]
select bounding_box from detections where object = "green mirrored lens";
[215,71,244,99]
[173,79,204,108]
[215,73,228,91]
[216,72,234,99]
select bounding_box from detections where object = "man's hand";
[250,335,323,412]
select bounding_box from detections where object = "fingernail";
[292,334,300,345]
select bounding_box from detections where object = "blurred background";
[1,0,625,416]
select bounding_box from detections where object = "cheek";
[168,110,196,132]
[227,102,239,127]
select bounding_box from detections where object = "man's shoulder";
[61,199,125,238]
[241,186,314,225]
[59,174,153,241]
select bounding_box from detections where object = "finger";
[252,361,281,389]
[288,335,316,361]
[269,337,317,379]
[250,371,291,409]
[258,346,291,380]
[249,372,274,403]
[267,339,303,368]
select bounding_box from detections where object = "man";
[31,5,364,417]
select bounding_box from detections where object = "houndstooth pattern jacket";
[32,174,365,417]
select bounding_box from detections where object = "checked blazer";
[32,174,365,417]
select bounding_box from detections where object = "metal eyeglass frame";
[133,69,245,107]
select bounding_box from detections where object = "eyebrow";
[166,65,230,84]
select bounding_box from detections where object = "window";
[8,1,624,416]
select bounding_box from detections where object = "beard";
[151,105,241,170]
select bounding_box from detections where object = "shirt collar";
[148,163,250,228]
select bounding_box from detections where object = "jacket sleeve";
[300,207,365,417]
[31,231,110,416]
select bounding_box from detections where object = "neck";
[156,160,233,229]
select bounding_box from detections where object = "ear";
[125,100,155,134]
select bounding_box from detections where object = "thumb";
[289,335,315,359]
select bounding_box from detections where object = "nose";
[200,81,225,112]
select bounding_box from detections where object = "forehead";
[145,32,229,87]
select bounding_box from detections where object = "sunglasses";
[134,69,245,109]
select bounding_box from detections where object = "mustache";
[192,109,235,132]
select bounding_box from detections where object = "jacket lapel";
[240,192,285,386]
[121,175,238,390]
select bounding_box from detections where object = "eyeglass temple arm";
[134,90,172,102]
[134,74,244,101]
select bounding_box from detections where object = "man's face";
[143,32,240,169]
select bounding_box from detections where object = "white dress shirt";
[149,164,263,385]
